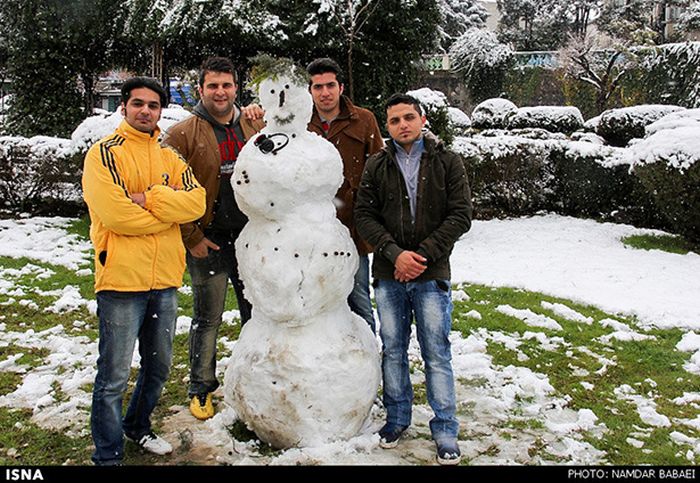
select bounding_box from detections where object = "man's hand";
[394,250,427,283]
[242,103,265,121]
[130,192,146,208]
[189,237,220,259]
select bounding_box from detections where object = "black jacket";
[355,133,472,282]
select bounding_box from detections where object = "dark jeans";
[186,229,250,397]
[91,288,177,465]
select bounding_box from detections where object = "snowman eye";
[285,84,289,89]
[270,89,275,94]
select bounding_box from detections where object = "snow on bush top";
[406,87,448,112]
[628,125,700,171]
[471,98,517,129]
[67,105,191,156]
[508,106,584,133]
[645,108,700,136]
[448,106,471,129]
[596,104,686,146]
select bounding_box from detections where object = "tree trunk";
[82,73,95,115]
[346,41,354,102]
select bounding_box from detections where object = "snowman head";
[251,56,312,133]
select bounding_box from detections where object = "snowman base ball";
[223,304,380,449]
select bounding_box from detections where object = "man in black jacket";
[355,93,472,465]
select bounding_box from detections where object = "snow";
[471,98,518,128]
[1,210,700,463]
[509,105,584,130]
[406,87,448,111]
[224,67,380,448]
[628,125,700,171]
[451,214,700,331]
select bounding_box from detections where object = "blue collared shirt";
[392,136,425,222]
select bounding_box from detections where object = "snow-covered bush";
[548,142,661,226]
[0,136,81,213]
[596,105,685,147]
[629,124,700,242]
[453,134,555,217]
[406,87,454,145]
[471,98,518,129]
[508,106,584,134]
[448,106,471,133]
[0,105,192,214]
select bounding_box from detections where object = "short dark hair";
[199,56,237,86]
[120,77,168,107]
[306,58,344,84]
[385,93,423,116]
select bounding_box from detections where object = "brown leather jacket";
[163,110,264,249]
[308,96,384,255]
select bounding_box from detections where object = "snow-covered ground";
[1,214,699,465]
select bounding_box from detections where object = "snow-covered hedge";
[629,122,700,242]
[0,136,82,213]
[453,134,555,217]
[596,105,685,147]
[0,106,192,214]
[508,106,584,134]
[548,142,661,226]
[471,98,518,129]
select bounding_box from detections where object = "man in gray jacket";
[355,93,472,465]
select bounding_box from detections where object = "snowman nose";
[279,90,285,107]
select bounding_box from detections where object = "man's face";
[386,103,426,149]
[199,71,237,119]
[309,72,343,117]
[122,87,162,133]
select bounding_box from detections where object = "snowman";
[223,57,381,448]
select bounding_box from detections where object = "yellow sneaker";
[189,393,214,420]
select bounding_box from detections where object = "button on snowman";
[223,58,380,449]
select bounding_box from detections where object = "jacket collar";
[311,95,357,127]
[117,119,161,143]
[387,130,442,156]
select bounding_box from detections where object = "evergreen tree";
[2,0,83,137]
[437,0,489,52]
[597,0,658,45]
[497,0,570,50]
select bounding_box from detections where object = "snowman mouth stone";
[273,113,296,125]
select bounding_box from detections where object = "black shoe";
[378,423,408,449]
[436,439,461,465]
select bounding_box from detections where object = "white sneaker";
[127,431,172,455]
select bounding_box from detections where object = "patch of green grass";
[621,234,699,255]
[0,407,92,465]
[452,283,700,465]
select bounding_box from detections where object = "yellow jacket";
[82,120,206,293]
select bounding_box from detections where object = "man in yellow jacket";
[82,77,205,466]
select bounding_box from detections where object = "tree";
[596,0,658,45]
[437,0,489,52]
[559,34,635,113]
[567,0,602,40]
[65,0,128,114]
[676,1,700,38]
[450,27,514,102]
[302,0,382,101]
[2,0,83,137]
[497,0,570,51]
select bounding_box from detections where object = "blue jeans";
[91,288,178,465]
[375,279,459,442]
[186,229,250,397]
[348,254,376,333]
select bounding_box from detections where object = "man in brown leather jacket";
[306,58,384,333]
[163,57,264,421]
